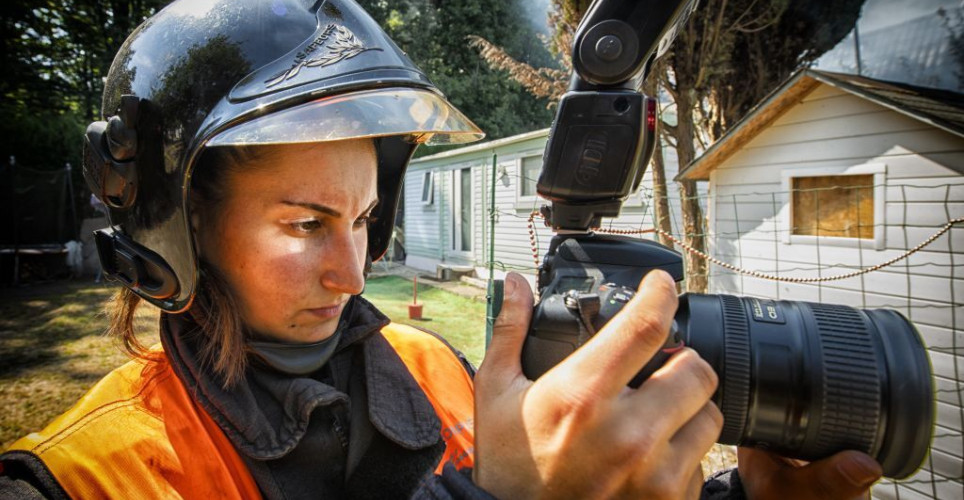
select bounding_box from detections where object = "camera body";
[523,233,684,385]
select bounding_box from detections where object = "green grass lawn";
[363,276,486,366]
[0,276,486,450]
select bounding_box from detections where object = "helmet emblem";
[265,24,379,88]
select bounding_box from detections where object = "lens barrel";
[676,294,934,479]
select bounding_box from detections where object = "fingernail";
[504,275,517,297]
[646,270,674,288]
[837,454,882,488]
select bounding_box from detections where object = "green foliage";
[0,0,172,241]
[0,105,85,169]
[356,0,555,142]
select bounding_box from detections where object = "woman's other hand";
[473,270,722,499]
[737,447,882,500]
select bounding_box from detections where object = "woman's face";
[196,139,378,344]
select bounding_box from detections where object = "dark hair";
[108,146,263,388]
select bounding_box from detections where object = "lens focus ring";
[719,295,751,443]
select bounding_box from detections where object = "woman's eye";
[354,214,377,228]
[287,218,322,234]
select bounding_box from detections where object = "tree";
[0,0,171,243]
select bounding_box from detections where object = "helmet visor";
[207,87,484,147]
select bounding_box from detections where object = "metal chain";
[526,212,964,284]
[526,211,541,269]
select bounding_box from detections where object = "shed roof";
[676,69,964,181]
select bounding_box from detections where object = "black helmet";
[83,0,483,312]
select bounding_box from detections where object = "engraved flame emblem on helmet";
[265,24,379,88]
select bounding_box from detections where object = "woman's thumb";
[476,272,534,393]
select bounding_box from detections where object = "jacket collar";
[160,295,441,460]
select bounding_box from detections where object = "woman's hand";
[737,447,882,500]
[473,270,723,499]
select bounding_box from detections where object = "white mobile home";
[678,69,964,499]
[402,129,681,281]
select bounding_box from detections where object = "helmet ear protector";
[83,95,139,209]
[93,228,180,300]
[84,94,180,300]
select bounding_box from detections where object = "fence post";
[11,155,19,286]
[485,153,498,349]
[66,162,78,240]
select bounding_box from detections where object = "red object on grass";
[409,276,423,319]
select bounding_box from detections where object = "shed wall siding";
[706,84,964,498]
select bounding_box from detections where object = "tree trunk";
[674,89,708,293]
[650,137,675,250]
[679,179,707,292]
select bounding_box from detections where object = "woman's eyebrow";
[282,200,341,217]
[281,198,379,217]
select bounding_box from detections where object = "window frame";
[781,163,886,250]
[517,154,542,202]
[450,166,473,256]
[420,171,435,206]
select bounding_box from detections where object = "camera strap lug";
[564,290,601,343]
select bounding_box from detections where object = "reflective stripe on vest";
[381,323,475,473]
[8,323,475,498]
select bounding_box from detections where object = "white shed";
[678,69,964,499]
[403,129,682,282]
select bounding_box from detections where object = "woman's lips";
[307,302,345,319]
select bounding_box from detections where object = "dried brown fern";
[467,35,569,104]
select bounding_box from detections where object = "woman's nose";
[320,229,367,295]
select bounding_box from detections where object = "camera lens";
[675,294,934,479]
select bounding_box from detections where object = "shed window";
[420,171,434,205]
[520,156,541,197]
[791,174,874,239]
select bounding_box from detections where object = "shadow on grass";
[0,281,116,379]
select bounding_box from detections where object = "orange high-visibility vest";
[8,323,475,499]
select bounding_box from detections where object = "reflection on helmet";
[207,88,481,147]
[83,0,483,312]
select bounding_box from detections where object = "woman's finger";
[626,348,720,441]
[558,270,679,398]
[738,447,882,500]
[684,464,706,500]
[668,401,724,467]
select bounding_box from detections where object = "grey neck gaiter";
[248,330,342,376]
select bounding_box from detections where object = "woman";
[1,1,881,498]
